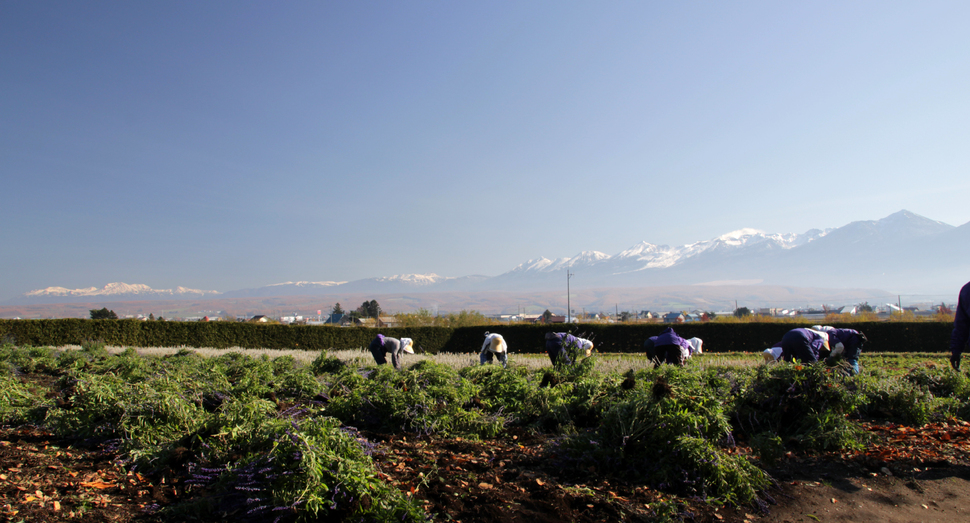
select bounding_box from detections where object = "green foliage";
[0,344,58,374]
[46,373,207,450]
[0,374,49,424]
[557,366,769,504]
[275,368,321,399]
[309,351,347,375]
[326,360,508,438]
[356,299,381,319]
[170,416,424,522]
[750,432,785,465]
[5,342,970,517]
[731,363,867,451]
[89,307,118,320]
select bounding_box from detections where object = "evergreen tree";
[90,307,118,320]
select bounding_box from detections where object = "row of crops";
[0,342,967,521]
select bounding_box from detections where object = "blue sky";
[2,1,969,300]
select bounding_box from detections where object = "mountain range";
[11,210,970,306]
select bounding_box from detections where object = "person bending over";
[369,334,414,370]
[480,332,509,368]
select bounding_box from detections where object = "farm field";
[1,343,969,522]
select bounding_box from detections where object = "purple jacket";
[654,327,690,351]
[952,282,970,355]
[827,328,864,352]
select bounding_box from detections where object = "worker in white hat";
[480,332,508,368]
[686,337,703,358]
[368,334,414,370]
[576,337,595,357]
[762,344,783,363]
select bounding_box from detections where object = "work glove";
[951,353,962,371]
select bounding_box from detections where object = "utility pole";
[566,269,573,323]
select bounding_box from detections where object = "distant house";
[377,315,399,328]
[352,317,377,327]
[251,315,270,323]
[324,313,344,325]
[534,315,566,324]
[663,312,685,323]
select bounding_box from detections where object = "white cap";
[400,338,414,354]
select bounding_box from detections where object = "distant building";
[377,315,399,328]
[534,315,566,324]
[251,315,270,323]
[663,312,685,323]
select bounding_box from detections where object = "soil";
[2,421,970,522]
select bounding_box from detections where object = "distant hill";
[8,210,968,312]
[0,284,899,320]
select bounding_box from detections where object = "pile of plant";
[0,342,425,522]
[554,365,771,506]
[1,341,969,521]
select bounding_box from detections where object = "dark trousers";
[546,340,570,366]
[781,329,819,364]
[370,345,387,365]
[654,344,685,367]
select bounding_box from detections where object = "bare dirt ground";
[4,420,970,522]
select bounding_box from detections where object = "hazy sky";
[3,1,969,300]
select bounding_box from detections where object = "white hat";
[488,334,507,353]
[400,338,414,354]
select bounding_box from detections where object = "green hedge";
[0,319,955,354]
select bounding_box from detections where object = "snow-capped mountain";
[11,210,969,304]
[20,283,220,303]
[485,210,963,292]
[510,228,829,277]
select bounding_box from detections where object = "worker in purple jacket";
[652,327,691,367]
[812,325,867,375]
[545,332,581,366]
[368,334,414,370]
[950,281,970,370]
[780,326,867,374]
[779,328,831,365]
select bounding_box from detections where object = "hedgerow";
[0,318,954,353]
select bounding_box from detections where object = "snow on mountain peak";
[375,273,448,285]
[23,282,220,298]
[267,281,345,288]
[717,228,766,243]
